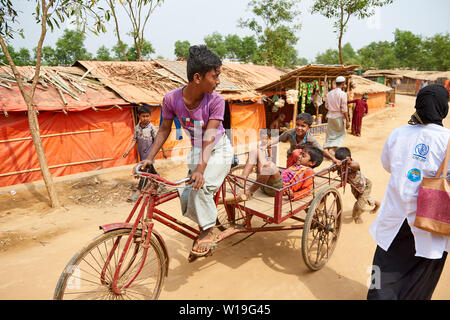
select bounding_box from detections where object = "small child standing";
[123,105,167,202]
[334,147,380,224]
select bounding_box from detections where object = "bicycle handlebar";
[135,164,190,186]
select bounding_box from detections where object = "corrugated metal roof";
[0,65,128,113]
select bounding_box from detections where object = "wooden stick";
[0,158,114,177]
[80,67,93,81]
[57,87,68,106]
[0,129,105,143]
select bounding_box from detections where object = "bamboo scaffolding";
[0,129,105,143]
[0,158,114,177]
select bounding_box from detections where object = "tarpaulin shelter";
[0,65,132,187]
[0,60,286,187]
[350,75,393,112]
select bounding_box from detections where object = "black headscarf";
[409,84,449,126]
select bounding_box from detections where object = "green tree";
[357,40,397,69]
[393,29,424,69]
[204,32,228,60]
[52,29,93,65]
[0,45,32,65]
[315,48,340,65]
[295,57,309,65]
[232,35,258,63]
[202,33,259,63]
[421,33,450,71]
[239,0,301,67]
[40,46,57,65]
[0,0,108,208]
[341,43,360,65]
[174,40,190,60]
[311,0,394,65]
[126,39,154,61]
[96,45,113,61]
[112,41,129,61]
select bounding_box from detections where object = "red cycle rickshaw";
[54,160,349,300]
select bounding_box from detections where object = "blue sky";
[8,0,450,62]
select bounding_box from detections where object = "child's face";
[198,67,221,94]
[295,119,310,137]
[139,113,151,125]
[296,150,315,167]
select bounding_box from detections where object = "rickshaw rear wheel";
[302,186,342,271]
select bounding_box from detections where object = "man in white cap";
[323,76,350,154]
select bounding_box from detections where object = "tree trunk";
[0,0,60,208]
[135,37,141,61]
[338,6,344,65]
[108,0,128,61]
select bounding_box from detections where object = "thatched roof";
[363,69,450,81]
[351,75,392,95]
[257,64,360,92]
[0,65,128,113]
[75,60,183,104]
[74,59,287,104]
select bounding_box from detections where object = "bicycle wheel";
[54,228,166,300]
[302,187,342,271]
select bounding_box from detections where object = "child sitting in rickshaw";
[237,131,323,201]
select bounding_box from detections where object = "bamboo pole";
[80,67,93,81]
[0,129,105,144]
[0,158,114,177]
[293,76,299,123]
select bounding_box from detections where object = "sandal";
[188,238,216,262]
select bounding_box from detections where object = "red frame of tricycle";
[102,161,349,294]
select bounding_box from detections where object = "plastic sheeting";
[0,108,135,187]
[229,102,266,152]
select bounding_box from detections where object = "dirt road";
[0,94,448,300]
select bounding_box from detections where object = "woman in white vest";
[367,84,449,300]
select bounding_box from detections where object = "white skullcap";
[336,76,346,83]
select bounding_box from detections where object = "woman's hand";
[189,170,205,190]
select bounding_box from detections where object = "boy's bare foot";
[370,202,380,214]
[354,217,363,224]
